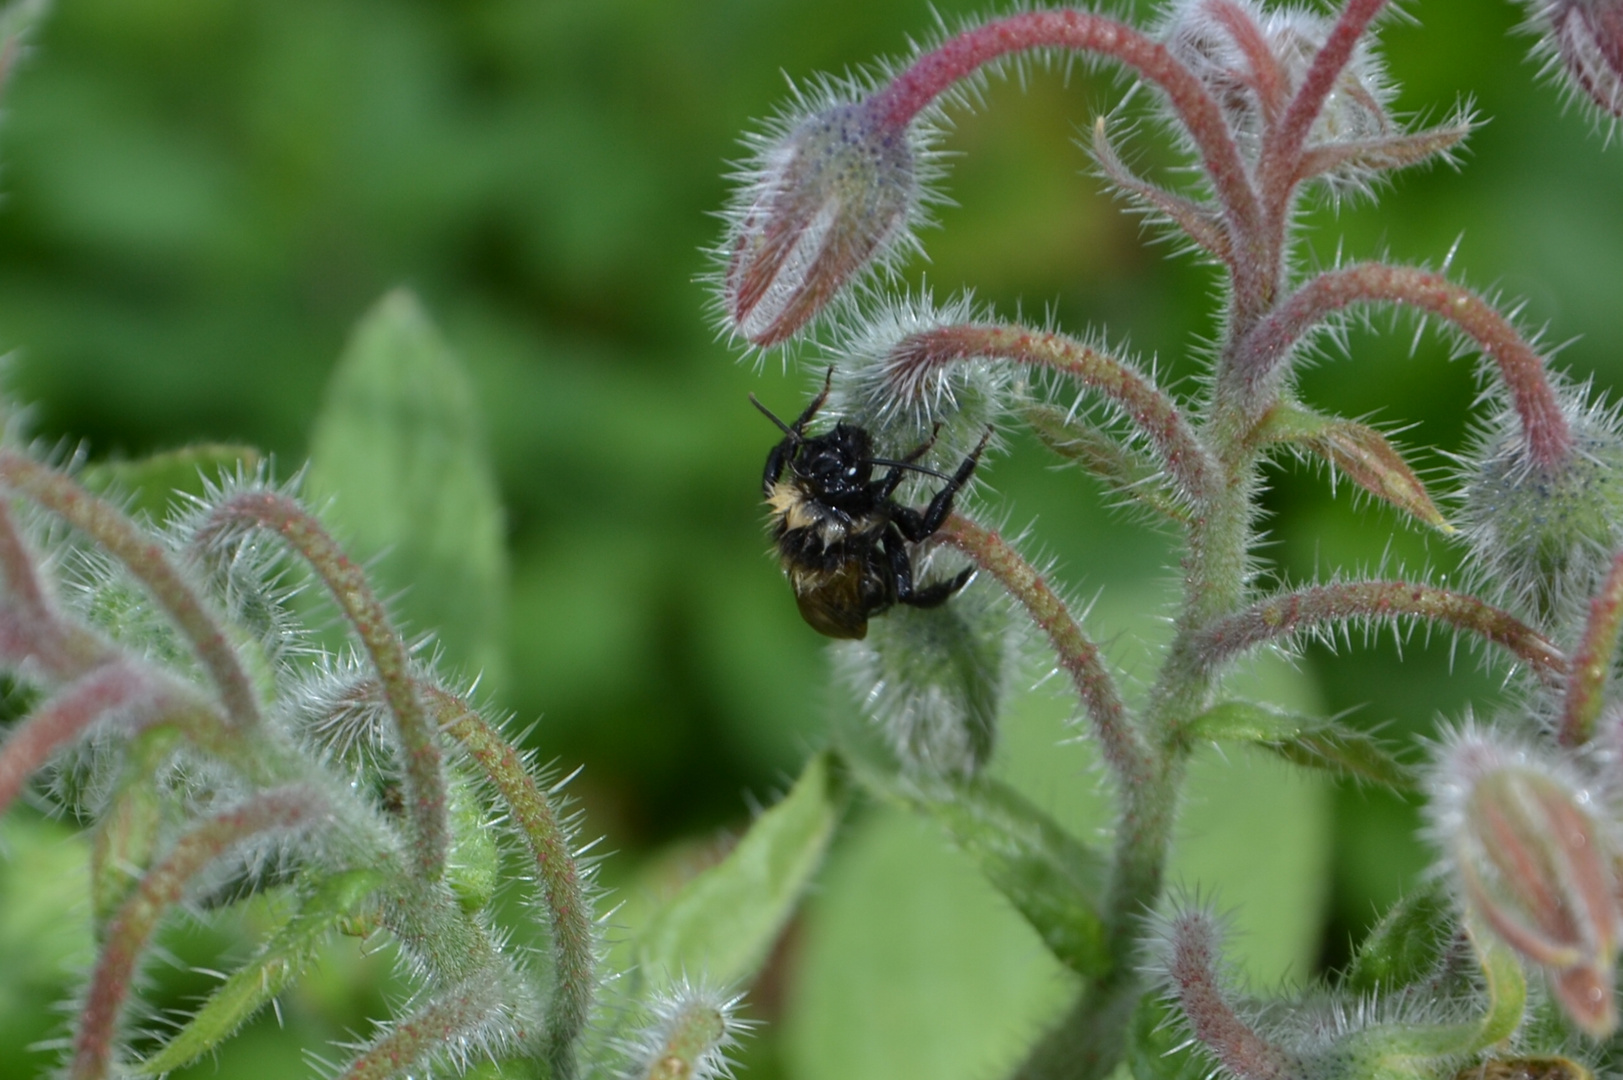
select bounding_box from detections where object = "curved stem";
[1230,263,1572,466]
[1560,549,1623,748]
[871,10,1265,305]
[203,492,448,882]
[337,972,523,1080]
[428,687,594,1080]
[72,785,325,1080]
[941,512,1177,949]
[0,452,264,729]
[1191,580,1567,683]
[893,324,1214,502]
[941,514,1142,784]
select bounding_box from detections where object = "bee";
[751,373,991,639]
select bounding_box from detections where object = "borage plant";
[718,0,1623,1078]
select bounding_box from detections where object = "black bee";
[752,374,991,639]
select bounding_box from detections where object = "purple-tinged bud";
[1428,730,1621,1038]
[1163,0,1393,164]
[1537,0,1623,119]
[720,97,922,348]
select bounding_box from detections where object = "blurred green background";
[0,0,1620,1077]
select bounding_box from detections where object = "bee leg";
[902,565,975,609]
[763,439,791,497]
[872,423,944,502]
[757,368,835,497]
[898,427,993,541]
[792,366,834,434]
[885,531,974,609]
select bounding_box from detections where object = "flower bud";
[1163,0,1392,163]
[1458,405,1623,624]
[720,97,922,347]
[1429,730,1621,1038]
[825,292,1011,476]
[1538,0,1623,119]
[834,570,1014,777]
[625,980,748,1080]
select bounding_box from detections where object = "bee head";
[793,423,874,498]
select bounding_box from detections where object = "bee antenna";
[749,394,798,438]
[870,458,952,481]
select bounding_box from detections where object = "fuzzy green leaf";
[636,751,843,989]
[1187,701,1414,791]
[78,444,263,521]
[307,289,508,687]
[1258,402,1449,532]
[446,766,499,915]
[90,726,183,931]
[1023,402,1187,522]
[1343,883,1453,995]
[851,763,1110,977]
[138,868,385,1075]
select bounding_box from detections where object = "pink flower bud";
[1542,0,1623,119]
[720,99,919,347]
[1430,731,1621,1038]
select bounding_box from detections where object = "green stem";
[1560,549,1623,747]
[429,687,595,1080]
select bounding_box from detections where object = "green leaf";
[138,868,384,1075]
[1023,402,1187,523]
[78,443,263,521]
[90,726,183,931]
[1187,701,1415,791]
[635,750,844,989]
[306,289,508,688]
[783,806,1076,1080]
[849,761,1110,978]
[446,766,499,915]
[1256,401,1449,532]
[1343,883,1452,995]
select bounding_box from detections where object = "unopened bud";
[721,98,921,347]
[1459,407,1623,623]
[1430,731,1621,1038]
[1538,0,1623,119]
[1164,0,1392,163]
[835,571,1013,777]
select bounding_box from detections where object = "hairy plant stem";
[1228,264,1572,464]
[894,325,1213,500]
[869,9,1267,314]
[0,451,264,729]
[205,492,450,883]
[428,686,595,1080]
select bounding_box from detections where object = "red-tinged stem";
[941,514,1140,782]
[72,786,324,1080]
[1206,0,1289,125]
[0,452,265,728]
[204,493,448,882]
[0,663,146,815]
[893,324,1213,501]
[1164,910,1303,1080]
[870,10,1265,305]
[1257,0,1389,220]
[1560,550,1623,748]
[1230,264,1572,466]
[0,499,113,680]
[942,511,1174,999]
[338,974,520,1080]
[1193,581,1567,683]
[429,687,592,1080]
